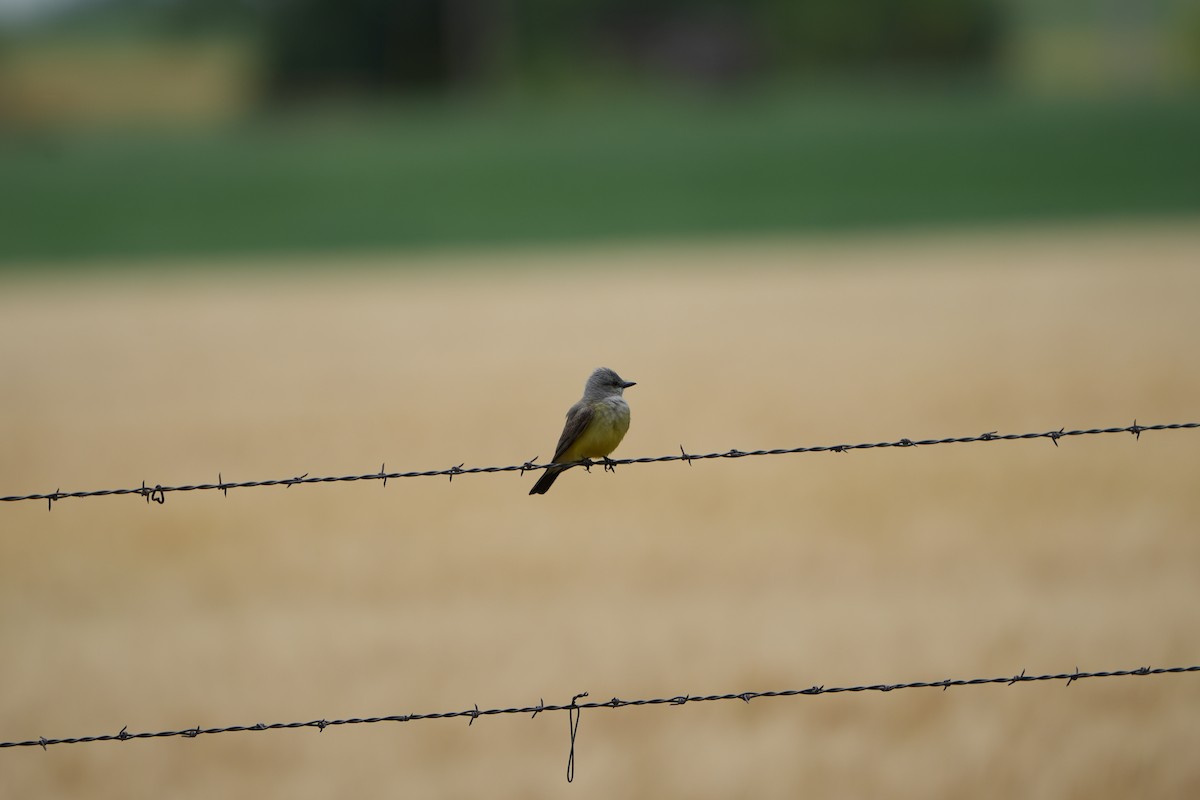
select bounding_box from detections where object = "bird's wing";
[551,401,595,462]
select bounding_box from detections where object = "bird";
[529,367,636,495]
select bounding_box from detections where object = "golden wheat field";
[2,221,1199,798]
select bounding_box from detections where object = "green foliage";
[251,0,1006,99]
[260,0,450,99]
[768,0,1004,68]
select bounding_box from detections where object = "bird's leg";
[601,456,618,473]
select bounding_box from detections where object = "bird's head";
[586,367,636,398]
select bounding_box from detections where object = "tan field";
[2,221,1199,798]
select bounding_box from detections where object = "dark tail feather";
[529,465,568,495]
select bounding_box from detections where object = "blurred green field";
[3,93,1199,265]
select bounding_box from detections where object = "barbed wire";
[1,420,1194,509]
[2,664,1196,782]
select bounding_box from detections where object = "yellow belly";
[562,401,630,461]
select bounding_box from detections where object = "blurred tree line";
[148,0,1005,98]
[262,0,1003,96]
[11,0,1198,107]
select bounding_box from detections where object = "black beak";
[621,380,637,388]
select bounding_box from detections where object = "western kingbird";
[529,367,636,495]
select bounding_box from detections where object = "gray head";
[584,367,636,400]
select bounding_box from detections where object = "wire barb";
[566,692,588,784]
[137,481,166,505]
[2,421,1195,506]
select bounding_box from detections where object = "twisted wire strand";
[3,664,1196,752]
[2,421,1193,508]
